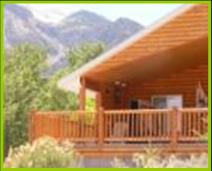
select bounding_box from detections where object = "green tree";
[33,71,78,110]
[66,41,105,110]
[67,41,104,71]
[4,41,105,158]
[85,98,95,112]
[4,44,47,156]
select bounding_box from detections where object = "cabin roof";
[58,4,208,95]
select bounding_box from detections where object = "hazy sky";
[20,4,184,26]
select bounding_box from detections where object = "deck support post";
[79,77,86,110]
[98,107,104,148]
[95,91,102,111]
[171,108,178,150]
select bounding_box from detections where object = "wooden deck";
[76,142,208,157]
[28,108,208,156]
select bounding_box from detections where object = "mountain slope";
[58,10,144,48]
[4,4,59,54]
[4,5,144,73]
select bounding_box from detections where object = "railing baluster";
[158,112,161,138]
[126,113,129,138]
[140,113,143,137]
[63,114,65,140]
[134,112,136,138]
[149,113,152,138]
[144,113,147,138]
[139,113,141,137]
[171,108,178,148]
[122,112,124,138]
[138,113,141,137]
[98,108,104,147]
[154,113,157,137]
[201,111,204,134]
[193,112,197,137]
[204,111,207,133]
[130,112,134,138]
[83,112,85,138]
[186,112,189,137]
[165,112,168,137]
[154,113,157,138]
[182,112,185,137]
[197,112,200,135]
[108,114,110,138]
[50,114,52,137]
[118,112,121,138]
[191,112,194,137]
[41,115,44,136]
[111,114,114,138]
[104,114,107,138]
[188,112,191,138]
[58,115,61,140]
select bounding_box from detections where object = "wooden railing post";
[79,77,86,110]
[28,110,36,143]
[98,107,104,148]
[171,107,178,149]
[79,110,84,138]
[95,92,102,111]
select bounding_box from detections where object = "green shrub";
[111,157,129,168]
[4,137,82,168]
[111,152,208,168]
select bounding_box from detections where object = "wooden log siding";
[29,108,208,146]
[124,65,207,108]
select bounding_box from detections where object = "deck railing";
[179,108,208,141]
[103,108,208,144]
[104,109,172,142]
[29,111,98,142]
[29,108,208,146]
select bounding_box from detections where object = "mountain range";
[4,4,144,73]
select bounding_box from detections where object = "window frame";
[151,94,183,109]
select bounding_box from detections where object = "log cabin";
[29,4,209,157]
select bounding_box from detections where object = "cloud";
[20,4,184,26]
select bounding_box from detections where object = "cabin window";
[151,95,183,109]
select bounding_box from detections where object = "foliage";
[132,148,161,168]
[66,112,95,126]
[66,41,104,111]
[67,41,104,71]
[4,44,47,156]
[4,41,104,158]
[111,157,129,168]
[111,150,208,168]
[32,71,78,110]
[193,117,208,141]
[4,137,82,168]
[85,97,95,112]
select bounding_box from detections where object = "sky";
[20,4,184,26]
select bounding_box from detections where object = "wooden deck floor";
[76,142,208,157]
[79,142,208,167]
